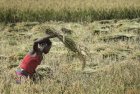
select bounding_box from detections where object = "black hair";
[45,38,52,46]
[39,38,52,47]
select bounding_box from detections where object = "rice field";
[0,0,140,94]
[0,19,140,94]
[0,0,140,22]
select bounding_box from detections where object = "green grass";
[0,7,140,22]
[0,0,140,22]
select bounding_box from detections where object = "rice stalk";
[45,27,87,69]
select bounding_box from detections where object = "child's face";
[43,46,51,54]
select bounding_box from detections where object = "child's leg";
[15,69,28,84]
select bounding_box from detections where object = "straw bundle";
[45,27,86,69]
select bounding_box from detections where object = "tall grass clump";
[45,27,87,69]
[0,7,140,23]
[0,0,140,22]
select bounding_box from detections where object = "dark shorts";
[15,68,31,84]
[16,68,30,77]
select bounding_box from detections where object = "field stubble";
[0,19,140,94]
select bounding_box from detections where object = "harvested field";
[0,19,140,94]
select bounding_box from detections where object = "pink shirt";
[19,54,42,75]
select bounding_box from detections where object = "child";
[15,35,54,84]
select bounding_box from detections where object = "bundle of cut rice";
[45,27,86,69]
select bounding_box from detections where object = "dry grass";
[0,0,140,10]
[45,27,87,69]
[0,19,140,94]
